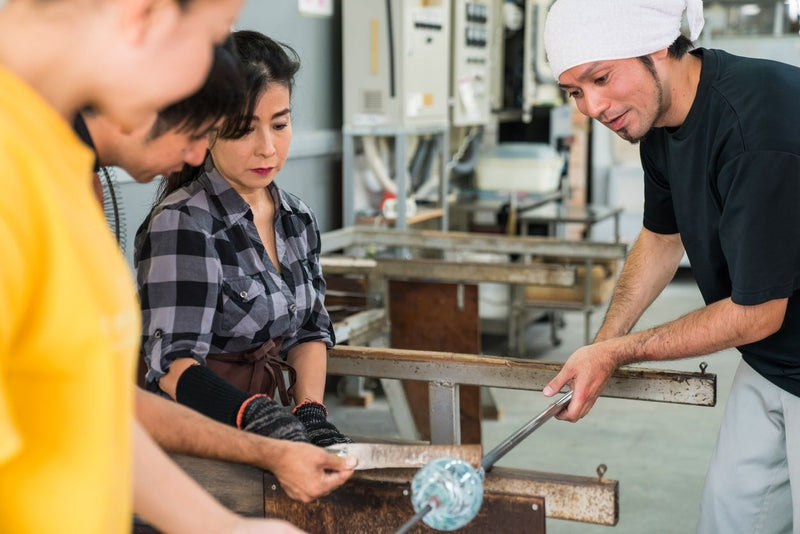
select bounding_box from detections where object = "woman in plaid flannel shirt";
[135,31,350,448]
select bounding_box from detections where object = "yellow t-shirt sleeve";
[0,216,23,464]
[0,151,26,464]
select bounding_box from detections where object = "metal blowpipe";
[481,389,573,473]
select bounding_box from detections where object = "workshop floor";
[325,270,739,534]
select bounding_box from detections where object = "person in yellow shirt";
[0,1,304,533]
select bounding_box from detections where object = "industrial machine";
[342,0,451,129]
[450,0,493,126]
[492,0,559,121]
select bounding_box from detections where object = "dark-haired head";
[149,35,244,140]
[217,30,300,139]
[156,31,300,204]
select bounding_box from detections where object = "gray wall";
[118,1,344,265]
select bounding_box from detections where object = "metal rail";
[321,256,577,287]
[320,226,627,260]
[328,346,717,407]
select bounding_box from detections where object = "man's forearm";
[136,388,356,503]
[135,388,285,469]
[545,295,788,422]
[605,296,787,366]
[595,228,684,342]
[132,420,239,534]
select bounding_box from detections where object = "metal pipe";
[481,390,572,473]
[394,503,433,534]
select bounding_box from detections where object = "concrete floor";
[325,270,740,533]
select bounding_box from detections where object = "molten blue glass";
[410,457,484,531]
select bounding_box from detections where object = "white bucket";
[461,252,510,321]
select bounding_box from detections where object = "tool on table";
[325,443,482,471]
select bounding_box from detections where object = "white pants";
[697,360,800,534]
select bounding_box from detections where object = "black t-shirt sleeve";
[718,151,800,305]
[641,144,679,234]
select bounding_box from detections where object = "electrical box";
[343,0,451,128]
[450,0,493,126]
[521,0,557,120]
[491,0,558,121]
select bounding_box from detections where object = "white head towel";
[544,0,705,81]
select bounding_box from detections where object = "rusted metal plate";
[264,471,546,534]
[328,346,717,407]
[137,456,612,530]
[320,226,627,260]
[484,467,618,526]
[322,256,577,287]
[354,468,617,526]
[390,281,482,445]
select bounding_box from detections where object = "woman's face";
[97,0,244,131]
[210,83,293,197]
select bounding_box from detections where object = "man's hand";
[268,441,357,503]
[543,341,620,422]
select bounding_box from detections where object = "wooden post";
[388,280,482,444]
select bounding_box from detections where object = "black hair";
[666,34,694,59]
[148,36,244,139]
[155,30,300,204]
[638,34,694,74]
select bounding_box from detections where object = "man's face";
[558,56,668,143]
[118,123,213,183]
[95,0,244,132]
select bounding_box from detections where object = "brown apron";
[136,339,297,405]
[205,338,297,406]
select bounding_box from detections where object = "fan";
[98,166,127,254]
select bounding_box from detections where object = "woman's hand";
[293,401,352,447]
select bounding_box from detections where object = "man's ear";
[118,0,176,46]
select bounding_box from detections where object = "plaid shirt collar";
[200,156,290,227]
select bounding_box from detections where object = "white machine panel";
[522,0,557,120]
[343,0,451,128]
[450,0,493,126]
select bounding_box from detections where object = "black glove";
[239,395,309,442]
[293,401,352,447]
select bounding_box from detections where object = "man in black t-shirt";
[543,1,800,532]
